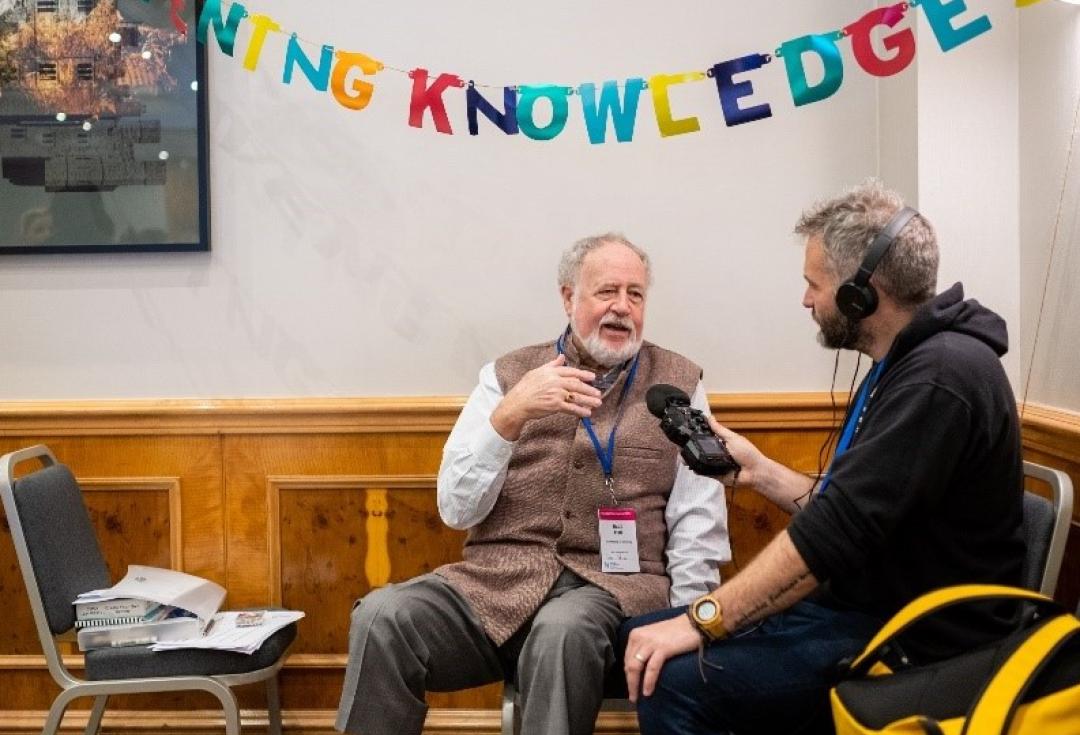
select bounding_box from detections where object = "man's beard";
[574,316,642,368]
[815,307,865,351]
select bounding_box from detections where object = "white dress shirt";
[437,362,731,606]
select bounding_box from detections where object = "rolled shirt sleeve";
[437,363,515,530]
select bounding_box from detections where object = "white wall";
[0,0,1041,400]
[1020,3,1080,413]
[914,0,1021,386]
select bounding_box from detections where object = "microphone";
[645,384,740,477]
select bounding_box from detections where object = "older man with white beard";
[336,234,729,735]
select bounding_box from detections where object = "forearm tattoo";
[730,571,811,631]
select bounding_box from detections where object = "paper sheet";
[150,610,304,654]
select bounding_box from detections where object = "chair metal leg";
[500,681,516,735]
[84,695,108,735]
[222,699,242,735]
[265,674,283,735]
[203,680,242,735]
[43,688,83,735]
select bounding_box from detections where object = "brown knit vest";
[435,339,702,645]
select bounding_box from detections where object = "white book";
[74,565,226,628]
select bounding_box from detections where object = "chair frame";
[0,445,289,735]
[1023,460,1073,597]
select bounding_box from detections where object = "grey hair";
[794,179,938,309]
[557,233,652,290]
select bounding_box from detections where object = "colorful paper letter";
[709,55,772,127]
[919,0,992,53]
[649,72,706,138]
[517,86,570,141]
[409,69,463,134]
[780,35,844,107]
[283,38,333,91]
[579,79,643,144]
[331,52,381,111]
[846,5,915,77]
[242,14,281,72]
[196,0,246,56]
[467,86,519,136]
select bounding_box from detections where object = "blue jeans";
[619,601,883,735]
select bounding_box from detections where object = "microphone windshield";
[645,384,689,417]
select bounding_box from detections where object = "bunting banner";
[191,0,1047,145]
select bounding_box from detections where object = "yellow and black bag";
[831,584,1080,734]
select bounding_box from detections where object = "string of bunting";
[181,0,1048,144]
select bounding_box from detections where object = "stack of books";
[72,564,304,654]
[73,565,226,651]
[75,599,202,650]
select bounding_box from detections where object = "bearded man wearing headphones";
[622,180,1026,735]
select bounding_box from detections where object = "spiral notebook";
[74,604,165,628]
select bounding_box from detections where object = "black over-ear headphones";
[835,206,919,321]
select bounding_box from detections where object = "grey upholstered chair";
[1020,460,1073,596]
[0,444,297,735]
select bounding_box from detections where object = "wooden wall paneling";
[223,433,503,712]
[79,478,182,584]
[0,397,1077,734]
[222,433,447,607]
[0,435,226,582]
[720,427,833,577]
[267,475,467,651]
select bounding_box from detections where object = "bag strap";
[961,613,1080,735]
[848,584,1058,675]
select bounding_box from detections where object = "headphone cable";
[795,350,862,510]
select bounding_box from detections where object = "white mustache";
[600,316,633,330]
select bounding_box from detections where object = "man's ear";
[561,286,574,318]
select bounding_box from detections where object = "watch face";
[696,599,718,621]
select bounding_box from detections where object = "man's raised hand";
[491,355,602,440]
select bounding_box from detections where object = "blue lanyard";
[555,332,641,482]
[818,360,887,496]
[581,357,640,479]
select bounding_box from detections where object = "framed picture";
[0,0,209,254]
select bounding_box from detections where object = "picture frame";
[0,0,209,254]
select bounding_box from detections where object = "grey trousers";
[335,569,624,735]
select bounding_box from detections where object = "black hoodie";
[788,283,1025,661]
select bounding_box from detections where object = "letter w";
[580,79,644,145]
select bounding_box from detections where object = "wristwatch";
[688,594,728,642]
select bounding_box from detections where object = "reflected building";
[0,114,164,190]
[0,0,171,191]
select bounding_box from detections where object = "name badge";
[598,507,640,573]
